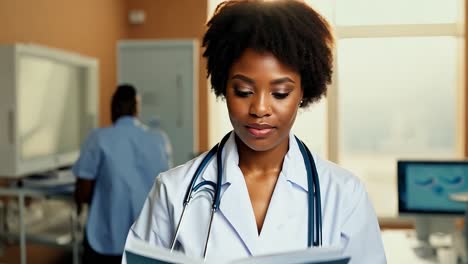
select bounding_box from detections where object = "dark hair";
[111,84,137,123]
[203,0,334,107]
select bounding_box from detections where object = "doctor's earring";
[299,99,304,107]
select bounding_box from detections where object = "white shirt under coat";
[124,132,387,263]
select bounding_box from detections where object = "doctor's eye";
[233,87,253,98]
[271,92,290,99]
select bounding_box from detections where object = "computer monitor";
[398,160,468,215]
[398,160,468,259]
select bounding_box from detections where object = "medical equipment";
[398,160,468,215]
[169,131,322,259]
[398,160,468,261]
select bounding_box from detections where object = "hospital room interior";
[0,0,466,263]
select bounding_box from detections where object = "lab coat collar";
[200,131,240,186]
[222,132,242,185]
[200,131,309,255]
[200,132,310,191]
[283,133,310,193]
[212,132,259,254]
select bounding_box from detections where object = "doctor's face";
[226,49,303,152]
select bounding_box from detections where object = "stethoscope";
[169,131,322,259]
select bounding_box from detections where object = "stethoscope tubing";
[295,136,322,247]
[170,131,322,257]
[170,133,230,253]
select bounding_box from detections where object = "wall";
[0,0,209,150]
[465,1,468,157]
[0,0,128,126]
[126,0,209,151]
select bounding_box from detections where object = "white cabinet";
[0,44,99,177]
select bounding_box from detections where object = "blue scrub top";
[72,116,171,255]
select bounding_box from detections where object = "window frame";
[325,2,466,221]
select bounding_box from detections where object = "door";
[118,40,198,167]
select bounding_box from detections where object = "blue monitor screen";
[398,161,468,215]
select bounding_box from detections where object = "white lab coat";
[124,133,386,263]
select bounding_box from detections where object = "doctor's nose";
[249,94,272,118]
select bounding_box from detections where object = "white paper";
[125,237,351,264]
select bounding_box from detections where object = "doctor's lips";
[246,123,274,137]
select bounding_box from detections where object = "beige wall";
[465,1,468,157]
[127,0,209,151]
[0,0,128,127]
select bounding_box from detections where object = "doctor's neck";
[235,135,289,179]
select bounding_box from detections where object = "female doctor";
[125,1,386,263]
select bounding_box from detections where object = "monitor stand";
[449,192,468,263]
[414,215,467,263]
[413,217,436,258]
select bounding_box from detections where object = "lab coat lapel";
[257,137,309,253]
[257,173,298,249]
[201,133,258,254]
[219,177,259,255]
[200,133,310,255]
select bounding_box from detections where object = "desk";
[0,182,80,264]
[450,192,468,263]
[382,230,461,264]
[382,230,437,263]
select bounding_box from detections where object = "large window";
[207,0,465,218]
[307,0,465,217]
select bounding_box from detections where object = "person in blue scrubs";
[73,84,172,263]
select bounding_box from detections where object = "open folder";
[125,237,351,264]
